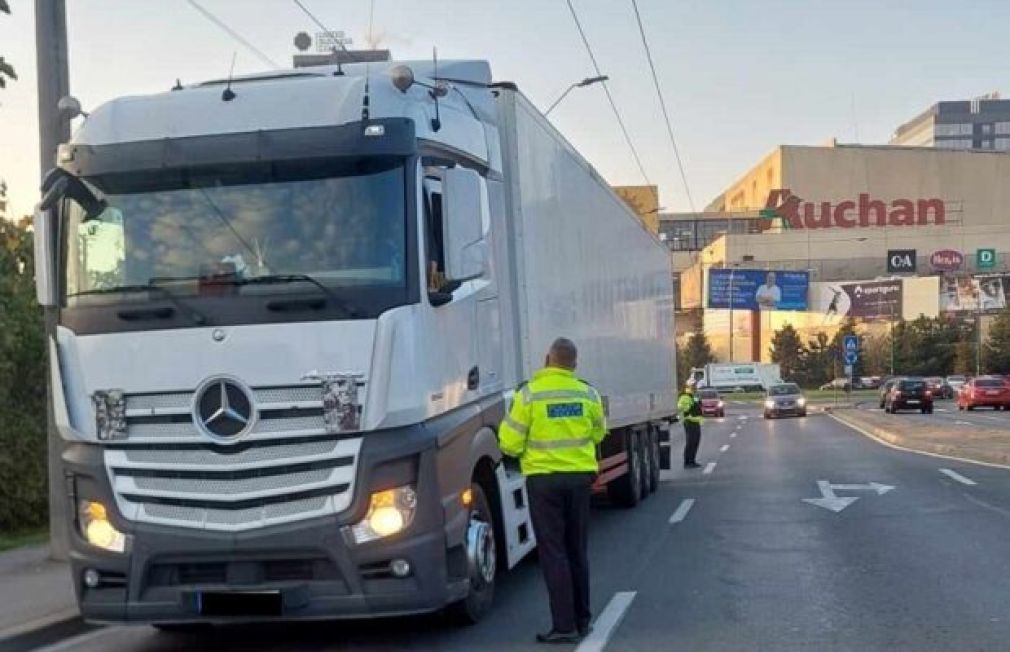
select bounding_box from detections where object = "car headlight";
[78,501,126,553]
[797,397,806,407]
[348,485,417,544]
[764,399,775,409]
[717,400,724,408]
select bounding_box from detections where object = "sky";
[2,0,1010,219]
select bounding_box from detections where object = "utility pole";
[36,0,71,560]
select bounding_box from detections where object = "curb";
[830,410,1010,468]
[0,609,93,652]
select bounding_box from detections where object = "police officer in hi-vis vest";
[498,337,608,644]
[678,384,704,468]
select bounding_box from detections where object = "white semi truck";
[33,59,676,626]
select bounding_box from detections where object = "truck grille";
[105,385,362,532]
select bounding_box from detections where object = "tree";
[862,332,892,376]
[0,1,16,90]
[954,339,976,376]
[682,332,715,371]
[796,332,832,388]
[984,309,1010,374]
[769,323,804,382]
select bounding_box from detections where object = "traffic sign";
[844,351,858,366]
[843,335,859,355]
[978,248,996,270]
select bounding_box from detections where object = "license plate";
[198,591,282,617]
[906,399,919,404]
[988,391,1000,396]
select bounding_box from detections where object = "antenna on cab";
[221,52,237,102]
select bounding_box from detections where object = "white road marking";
[668,498,695,524]
[940,468,977,486]
[729,432,737,438]
[955,420,973,426]
[801,480,894,513]
[703,462,716,474]
[737,415,748,421]
[720,444,730,452]
[37,627,109,652]
[576,591,637,652]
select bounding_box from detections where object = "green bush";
[0,215,48,531]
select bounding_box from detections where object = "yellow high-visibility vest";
[498,367,608,476]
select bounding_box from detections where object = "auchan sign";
[761,189,946,230]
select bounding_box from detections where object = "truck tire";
[646,428,660,494]
[606,430,641,508]
[449,483,497,624]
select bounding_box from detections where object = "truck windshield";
[62,157,406,305]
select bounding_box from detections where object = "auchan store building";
[668,142,1010,361]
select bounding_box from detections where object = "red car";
[958,377,1010,411]
[699,388,725,418]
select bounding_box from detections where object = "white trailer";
[34,59,676,627]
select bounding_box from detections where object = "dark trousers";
[683,419,701,465]
[526,472,593,633]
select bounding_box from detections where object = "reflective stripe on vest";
[526,436,593,450]
[528,389,598,403]
[503,414,529,435]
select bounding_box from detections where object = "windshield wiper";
[68,284,208,325]
[234,274,362,318]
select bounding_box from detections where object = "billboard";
[708,269,809,311]
[816,279,903,320]
[940,275,1008,314]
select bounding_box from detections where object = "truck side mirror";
[441,167,488,284]
[33,207,57,307]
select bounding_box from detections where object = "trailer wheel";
[637,431,650,501]
[646,427,660,494]
[449,483,497,624]
[606,430,641,508]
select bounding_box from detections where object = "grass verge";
[0,527,48,553]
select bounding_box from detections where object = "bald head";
[546,337,578,371]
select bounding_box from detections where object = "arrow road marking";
[939,468,977,486]
[802,480,895,513]
[668,498,695,524]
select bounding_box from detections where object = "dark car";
[699,388,725,417]
[764,383,807,419]
[878,378,900,409]
[924,376,953,399]
[884,377,934,414]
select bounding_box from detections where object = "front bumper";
[765,404,806,416]
[62,424,474,625]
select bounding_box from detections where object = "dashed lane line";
[668,498,695,525]
[720,444,730,453]
[939,468,978,486]
[703,462,716,475]
[575,591,637,652]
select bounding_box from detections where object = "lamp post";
[544,75,609,116]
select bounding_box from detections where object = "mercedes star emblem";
[193,377,256,440]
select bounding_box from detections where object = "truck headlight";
[764,399,775,409]
[78,501,126,553]
[348,485,417,544]
[92,390,127,441]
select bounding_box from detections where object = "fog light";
[348,485,417,544]
[389,558,412,578]
[78,500,126,553]
[83,568,101,588]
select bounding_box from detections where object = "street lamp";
[544,75,609,116]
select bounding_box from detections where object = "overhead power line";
[564,0,651,186]
[630,0,695,211]
[291,0,362,63]
[186,0,281,70]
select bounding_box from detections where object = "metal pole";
[977,313,982,375]
[35,0,71,561]
[728,267,734,362]
[889,305,895,376]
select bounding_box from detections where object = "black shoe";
[536,630,581,644]
[578,623,593,638]
[684,462,702,469]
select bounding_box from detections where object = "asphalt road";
[862,397,1010,431]
[44,408,1010,651]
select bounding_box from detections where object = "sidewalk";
[832,407,1010,467]
[0,543,82,649]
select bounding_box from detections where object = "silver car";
[764,383,808,419]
